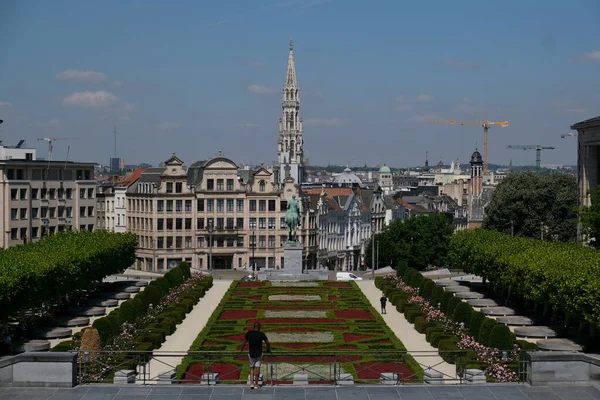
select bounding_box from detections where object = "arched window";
[259,180,266,192]
[295,89,298,99]
[290,140,295,158]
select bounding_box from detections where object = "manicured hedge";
[0,231,136,319]
[449,229,600,327]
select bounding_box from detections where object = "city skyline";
[0,0,599,167]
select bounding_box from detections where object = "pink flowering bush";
[384,275,520,382]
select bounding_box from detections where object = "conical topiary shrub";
[80,327,101,361]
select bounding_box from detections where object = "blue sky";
[0,0,599,168]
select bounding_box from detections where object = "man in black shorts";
[240,322,270,389]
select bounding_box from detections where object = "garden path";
[143,280,232,384]
[357,280,457,382]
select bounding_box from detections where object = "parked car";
[336,272,363,281]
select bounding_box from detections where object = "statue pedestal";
[283,241,303,275]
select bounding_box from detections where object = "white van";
[336,272,363,281]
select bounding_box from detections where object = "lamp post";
[371,221,375,280]
[208,219,214,271]
[377,240,379,269]
[251,228,256,273]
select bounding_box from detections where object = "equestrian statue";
[285,195,301,242]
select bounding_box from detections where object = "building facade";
[0,158,96,248]
[572,116,600,209]
[278,40,304,185]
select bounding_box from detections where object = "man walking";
[380,294,388,314]
[240,322,270,389]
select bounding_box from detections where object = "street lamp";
[371,221,376,280]
[208,219,214,271]
[251,228,256,273]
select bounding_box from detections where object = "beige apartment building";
[0,158,97,248]
[126,153,308,272]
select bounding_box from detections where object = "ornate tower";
[470,149,483,197]
[278,39,304,185]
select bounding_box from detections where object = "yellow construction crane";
[429,120,509,175]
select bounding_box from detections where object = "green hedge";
[449,229,600,327]
[478,318,498,347]
[0,231,136,319]
[452,302,473,326]
[489,324,514,351]
[468,311,486,342]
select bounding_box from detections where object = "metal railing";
[74,349,529,385]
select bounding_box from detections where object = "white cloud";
[56,69,108,84]
[462,97,473,103]
[63,91,119,107]
[247,84,276,95]
[0,101,12,107]
[394,104,414,111]
[35,119,62,128]
[303,117,348,127]
[241,123,261,128]
[417,94,433,102]
[581,51,600,62]
[247,60,265,67]
[156,121,180,130]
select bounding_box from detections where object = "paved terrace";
[2,385,600,400]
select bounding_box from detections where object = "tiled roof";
[117,168,146,187]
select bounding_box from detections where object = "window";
[249,218,257,229]
[176,218,182,230]
[166,237,173,248]
[185,236,192,248]
[32,208,39,219]
[236,217,244,229]
[79,189,85,199]
[41,207,48,218]
[58,206,64,218]
[207,199,214,212]
[157,237,164,248]
[268,217,276,229]
[216,218,224,229]
[237,236,244,247]
[268,200,276,212]
[66,207,72,218]
[197,199,204,212]
[280,217,287,228]
[259,217,266,229]
[207,218,214,230]
[48,189,55,200]
[20,188,27,200]
[32,227,39,238]
[166,218,173,230]
[11,208,18,220]
[259,180,266,192]
[157,200,164,212]
[185,218,192,230]
[227,179,234,191]
[11,228,18,240]
[197,218,205,229]
[217,199,224,212]
[249,234,256,247]
[79,207,86,217]
[216,237,224,247]
[10,189,18,200]
[176,200,182,212]
[66,188,72,199]
[87,188,94,198]
[176,236,182,248]
[166,200,173,212]
[280,235,287,247]
[166,182,173,193]
[236,199,244,212]
[259,235,266,248]
[32,189,39,199]
[175,182,182,193]
[268,235,276,248]
[280,200,287,211]
[226,217,234,229]
[87,224,94,232]
[227,199,234,212]
[41,188,47,199]
[185,200,192,212]
[217,179,224,191]
[250,200,257,212]
[87,206,94,217]
[20,208,27,219]
[207,179,214,190]
[197,237,205,248]
[58,188,64,199]
[157,219,164,230]
[259,200,266,212]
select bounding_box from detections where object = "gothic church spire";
[285,39,297,86]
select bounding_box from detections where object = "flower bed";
[376,266,536,382]
[176,280,423,383]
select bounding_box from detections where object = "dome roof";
[379,164,391,174]
[335,167,362,185]
[470,150,483,164]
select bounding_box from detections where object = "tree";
[365,213,454,270]
[483,172,578,242]
[580,186,600,248]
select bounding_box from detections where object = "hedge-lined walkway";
[145,280,233,383]
[357,281,456,380]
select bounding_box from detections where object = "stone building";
[96,169,145,233]
[0,151,96,248]
[126,153,307,271]
[571,116,600,208]
[467,149,494,229]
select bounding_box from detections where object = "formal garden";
[176,280,423,384]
